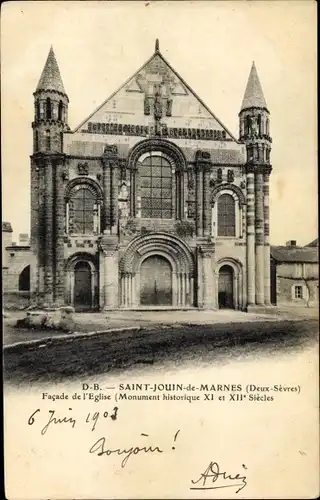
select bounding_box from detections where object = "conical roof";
[241,62,267,111]
[36,46,66,94]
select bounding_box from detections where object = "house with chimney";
[270,239,318,306]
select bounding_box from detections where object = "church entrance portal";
[140,255,172,306]
[218,265,234,309]
[74,261,92,310]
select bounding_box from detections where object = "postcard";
[2,1,318,498]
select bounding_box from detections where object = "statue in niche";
[144,96,150,115]
[166,98,173,117]
[227,170,234,183]
[119,182,128,201]
[217,168,223,183]
[154,91,163,121]
[118,182,129,219]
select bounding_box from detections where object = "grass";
[4,319,318,386]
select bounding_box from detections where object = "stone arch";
[211,186,245,239]
[65,252,99,310]
[127,138,187,171]
[215,258,244,310]
[210,184,246,207]
[65,179,103,235]
[65,178,103,201]
[127,140,187,218]
[119,233,195,307]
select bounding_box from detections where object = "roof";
[271,246,318,263]
[73,40,238,142]
[241,62,268,111]
[306,238,318,247]
[2,222,13,232]
[36,46,66,94]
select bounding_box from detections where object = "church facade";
[30,41,272,311]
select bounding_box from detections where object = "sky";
[1,1,317,245]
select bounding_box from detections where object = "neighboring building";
[30,41,273,311]
[270,240,319,306]
[2,222,33,308]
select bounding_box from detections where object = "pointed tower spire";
[241,62,267,111]
[36,46,66,94]
[155,38,160,53]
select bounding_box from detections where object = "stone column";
[100,236,119,309]
[196,167,204,236]
[246,170,255,305]
[102,158,111,233]
[44,157,54,305]
[255,171,265,305]
[111,164,119,234]
[30,159,40,297]
[54,157,66,305]
[200,242,215,309]
[263,171,271,305]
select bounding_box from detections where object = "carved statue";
[227,170,234,183]
[119,182,128,201]
[144,96,150,115]
[104,144,118,156]
[166,98,172,117]
[154,92,163,121]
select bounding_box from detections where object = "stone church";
[30,40,272,311]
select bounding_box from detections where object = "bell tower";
[239,62,272,309]
[32,46,69,154]
[31,47,69,306]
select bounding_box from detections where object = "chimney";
[19,233,30,245]
[286,240,297,247]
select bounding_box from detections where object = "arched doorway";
[140,255,172,306]
[74,261,92,310]
[218,265,234,309]
[19,265,30,291]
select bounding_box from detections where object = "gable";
[74,52,237,142]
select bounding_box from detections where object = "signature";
[89,435,163,468]
[190,461,247,493]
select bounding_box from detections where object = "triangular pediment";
[74,51,237,141]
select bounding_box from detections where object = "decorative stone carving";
[240,180,246,189]
[154,91,163,121]
[227,169,234,183]
[166,99,172,117]
[103,144,118,157]
[77,162,89,175]
[144,96,151,115]
[217,168,223,183]
[62,170,69,181]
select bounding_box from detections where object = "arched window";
[217,194,236,236]
[266,118,270,136]
[46,97,52,119]
[245,115,251,135]
[257,115,262,135]
[19,265,30,291]
[58,100,64,121]
[45,130,50,151]
[35,131,39,151]
[70,187,95,234]
[35,100,40,120]
[139,154,172,218]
